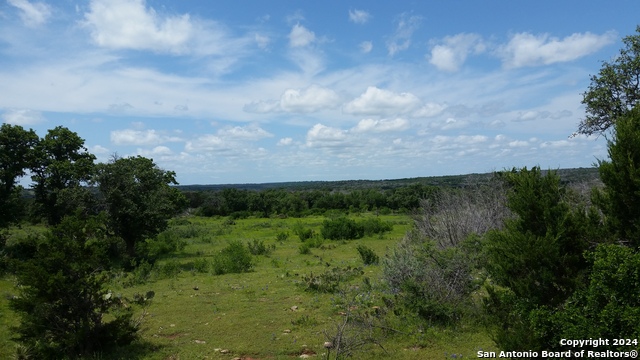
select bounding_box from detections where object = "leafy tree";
[0,124,39,227]
[483,167,595,349]
[30,126,96,225]
[577,26,640,136]
[9,215,149,359]
[96,156,187,259]
[594,106,640,248]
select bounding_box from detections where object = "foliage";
[383,231,477,325]
[9,215,150,359]
[360,217,394,237]
[247,238,275,255]
[321,217,364,240]
[594,106,640,248]
[96,155,188,259]
[578,26,640,136]
[482,167,596,349]
[301,266,364,293]
[529,244,640,351]
[212,240,254,275]
[293,222,314,241]
[356,245,379,265]
[30,126,96,225]
[0,124,39,228]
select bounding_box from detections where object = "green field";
[0,214,496,359]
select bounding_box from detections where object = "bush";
[356,245,379,265]
[247,239,275,255]
[301,266,364,293]
[321,217,364,240]
[212,240,254,275]
[293,222,314,241]
[275,231,289,242]
[360,217,393,237]
[382,231,477,325]
[9,215,149,359]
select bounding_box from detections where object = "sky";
[1,0,639,185]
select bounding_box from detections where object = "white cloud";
[82,0,250,58]
[359,41,373,53]
[289,23,316,47]
[306,123,349,147]
[349,9,371,24]
[110,129,182,146]
[8,0,51,27]
[83,0,193,53]
[352,118,409,133]
[429,33,484,72]
[343,86,421,116]
[244,85,340,114]
[386,13,421,56]
[499,31,617,68]
[90,145,110,154]
[412,102,447,118]
[255,33,270,49]
[217,124,273,140]
[1,109,45,125]
[277,137,293,146]
[280,85,341,113]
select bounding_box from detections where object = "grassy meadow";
[0,214,496,359]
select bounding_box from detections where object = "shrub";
[212,240,254,275]
[247,239,275,255]
[293,222,314,241]
[382,231,477,325]
[360,217,393,237]
[275,231,289,242]
[321,217,364,240]
[301,266,364,293]
[9,215,149,359]
[356,245,379,265]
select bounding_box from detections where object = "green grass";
[0,214,497,359]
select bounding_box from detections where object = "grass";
[0,214,497,359]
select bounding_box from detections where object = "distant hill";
[176,167,600,192]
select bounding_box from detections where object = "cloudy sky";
[1,0,638,185]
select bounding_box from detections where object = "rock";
[194,340,206,344]
[283,329,291,333]
[220,349,230,354]
[291,305,298,311]
[324,341,333,349]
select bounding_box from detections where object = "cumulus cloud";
[289,23,316,47]
[343,86,421,116]
[359,41,373,53]
[349,9,371,24]
[412,103,447,118]
[244,85,340,114]
[386,12,421,56]
[352,118,409,133]
[8,0,51,27]
[217,124,273,140]
[2,109,45,125]
[110,129,182,146]
[82,0,250,57]
[429,33,485,72]
[499,31,617,68]
[277,137,293,146]
[306,123,349,147]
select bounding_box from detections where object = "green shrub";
[9,215,148,359]
[356,245,379,265]
[299,242,312,255]
[247,239,275,255]
[321,217,364,240]
[301,266,364,293]
[360,217,393,236]
[212,240,254,275]
[293,222,314,241]
[191,258,209,273]
[275,231,289,242]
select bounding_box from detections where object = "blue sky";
[1,0,638,185]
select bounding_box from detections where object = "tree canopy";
[96,156,187,259]
[577,26,640,136]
